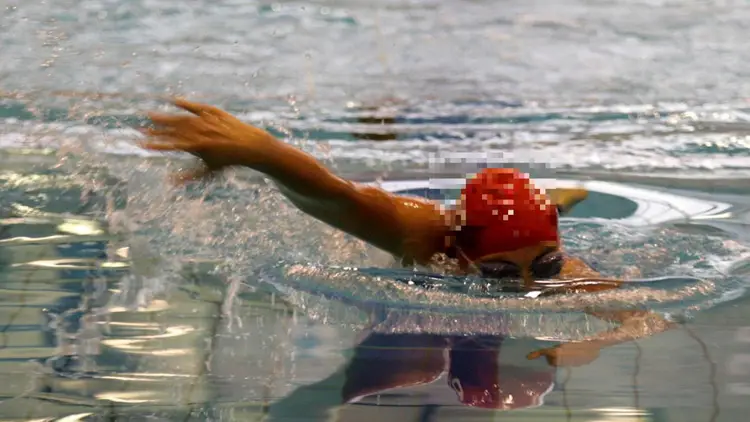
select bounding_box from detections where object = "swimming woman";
[139,99,617,291]
[140,99,675,368]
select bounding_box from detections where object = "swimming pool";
[4,0,750,420]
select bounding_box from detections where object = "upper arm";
[345,185,448,264]
[279,181,448,263]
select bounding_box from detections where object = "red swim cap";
[455,168,559,262]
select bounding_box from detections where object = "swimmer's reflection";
[267,307,673,421]
[342,333,555,410]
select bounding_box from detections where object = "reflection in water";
[342,334,554,409]
[267,300,725,422]
[266,308,659,421]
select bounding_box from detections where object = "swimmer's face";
[474,242,564,285]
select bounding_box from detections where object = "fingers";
[148,112,197,127]
[147,100,230,136]
[138,128,187,149]
[141,127,176,138]
[148,105,226,137]
[174,98,225,117]
[139,126,212,151]
[138,127,201,152]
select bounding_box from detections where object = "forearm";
[245,135,356,201]
[239,133,412,257]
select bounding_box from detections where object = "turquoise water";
[4,0,750,420]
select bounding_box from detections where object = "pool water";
[1,148,750,422]
[4,0,750,420]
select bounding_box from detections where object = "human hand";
[140,99,275,182]
[527,341,602,367]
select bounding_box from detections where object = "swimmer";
[140,99,677,368]
[140,99,605,289]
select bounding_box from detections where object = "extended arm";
[262,140,446,265]
[142,100,444,264]
[141,99,589,265]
